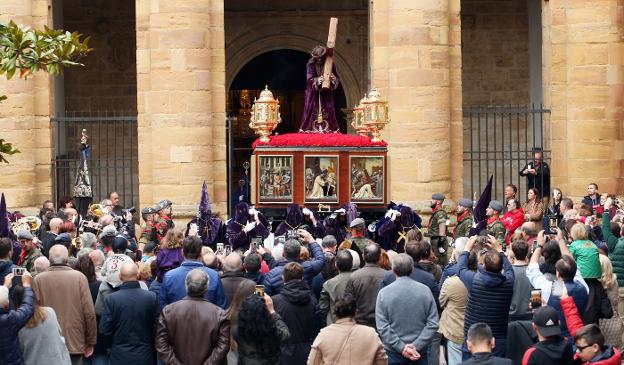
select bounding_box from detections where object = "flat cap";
[54,232,72,244]
[141,206,156,215]
[458,198,473,208]
[349,217,365,228]
[432,193,445,201]
[489,200,504,212]
[156,200,173,211]
[98,225,117,240]
[16,230,33,240]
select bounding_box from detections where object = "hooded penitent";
[225,202,269,251]
[0,193,9,238]
[186,181,222,247]
[275,204,303,236]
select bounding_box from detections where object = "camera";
[123,207,136,215]
[286,230,298,240]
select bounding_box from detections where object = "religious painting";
[304,155,339,203]
[350,156,385,203]
[258,155,293,203]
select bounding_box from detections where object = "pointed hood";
[0,193,8,238]
[234,202,250,224]
[199,180,211,217]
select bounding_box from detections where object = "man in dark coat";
[519,147,551,205]
[0,272,34,365]
[458,235,515,359]
[220,253,255,308]
[225,202,269,252]
[272,262,317,365]
[99,262,159,365]
[41,217,62,257]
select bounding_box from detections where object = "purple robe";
[155,247,184,282]
[274,204,303,237]
[299,59,340,133]
[377,205,423,252]
[225,202,270,251]
[185,217,223,249]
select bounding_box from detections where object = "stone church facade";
[0,0,622,219]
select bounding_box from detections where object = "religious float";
[247,19,390,220]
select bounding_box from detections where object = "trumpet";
[88,203,105,219]
[11,216,42,235]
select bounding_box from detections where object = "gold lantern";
[351,94,370,137]
[362,88,390,142]
[249,86,282,142]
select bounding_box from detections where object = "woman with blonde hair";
[13,285,71,365]
[155,227,184,283]
[598,254,624,348]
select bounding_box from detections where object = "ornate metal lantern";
[362,88,390,142]
[249,86,282,142]
[351,94,370,137]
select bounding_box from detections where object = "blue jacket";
[263,242,325,295]
[0,286,35,365]
[160,260,227,309]
[99,281,159,365]
[459,251,514,342]
[547,280,588,338]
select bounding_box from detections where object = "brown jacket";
[307,318,387,365]
[156,296,230,365]
[439,276,468,344]
[33,265,97,354]
[522,201,544,230]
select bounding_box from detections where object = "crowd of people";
[1,165,624,365]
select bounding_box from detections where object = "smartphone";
[552,280,564,297]
[225,244,232,256]
[530,289,542,309]
[255,285,265,297]
[12,267,25,276]
[549,217,559,230]
[216,242,224,255]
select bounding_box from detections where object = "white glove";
[244,221,257,233]
[335,208,346,215]
[248,208,257,216]
[302,208,312,216]
[385,210,393,218]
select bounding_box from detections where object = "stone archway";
[226,24,365,109]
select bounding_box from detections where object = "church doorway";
[226,49,348,212]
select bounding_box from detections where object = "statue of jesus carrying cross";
[299,17,341,133]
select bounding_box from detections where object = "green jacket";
[20,248,42,275]
[570,239,602,279]
[603,214,624,286]
[428,209,448,237]
[487,220,506,244]
[455,213,473,239]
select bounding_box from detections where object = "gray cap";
[98,225,117,240]
[432,193,445,201]
[349,217,365,228]
[489,200,504,212]
[16,230,33,240]
[55,232,72,244]
[458,198,473,208]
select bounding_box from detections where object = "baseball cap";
[533,306,561,337]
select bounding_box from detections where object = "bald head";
[49,244,69,265]
[34,256,50,274]
[49,218,63,233]
[224,253,243,273]
[119,262,138,283]
[185,268,209,298]
[99,215,114,227]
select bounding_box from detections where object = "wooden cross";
[321,17,338,90]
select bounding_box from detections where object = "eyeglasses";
[576,344,593,352]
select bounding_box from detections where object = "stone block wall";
[544,0,624,198]
[136,0,228,219]
[62,0,137,111]
[0,0,53,211]
[461,0,531,106]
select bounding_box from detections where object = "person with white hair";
[33,256,50,276]
[42,217,63,257]
[0,272,35,365]
[88,249,105,281]
[34,245,97,364]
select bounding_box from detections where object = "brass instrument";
[88,203,105,219]
[11,216,42,235]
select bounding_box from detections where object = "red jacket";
[560,296,622,365]
[502,208,525,245]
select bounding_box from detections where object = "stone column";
[136,0,227,219]
[543,0,624,197]
[0,0,52,211]
[370,0,463,210]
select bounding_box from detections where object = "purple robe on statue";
[299,59,340,133]
[225,202,270,252]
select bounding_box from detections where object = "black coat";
[460,352,513,365]
[272,279,317,365]
[98,281,159,365]
[40,231,58,257]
